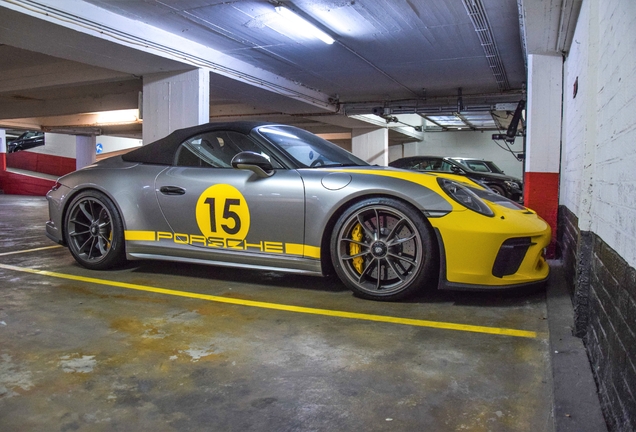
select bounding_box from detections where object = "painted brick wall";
[560,206,636,431]
[559,0,590,217]
[593,0,636,267]
[559,0,636,430]
[588,239,636,432]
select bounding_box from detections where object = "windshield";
[484,161,505,174]
[257,125,369,168]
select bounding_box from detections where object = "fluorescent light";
[94,109,140,125]
[275,6,334,45]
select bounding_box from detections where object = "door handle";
[159,186,186,195]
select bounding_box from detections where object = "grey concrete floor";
[0,195,559,431]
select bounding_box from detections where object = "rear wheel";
[330,198,435,301]
[64,190,126,270]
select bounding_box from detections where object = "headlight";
[437,178,494,217]
[504,180,521,190]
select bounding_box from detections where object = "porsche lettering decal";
[124,230,320,258]
[164,231,284,253]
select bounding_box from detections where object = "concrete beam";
[519,0,583,55]
[0,0,336,111]
[0,93,139,122]
[0,80,141,120]
[0,60,132,93]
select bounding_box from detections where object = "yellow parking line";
[0,245,63,257]
[0,262,539,339]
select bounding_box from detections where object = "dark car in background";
[7,131,45,153]
[449,157,506,175]
[389,156,523,202]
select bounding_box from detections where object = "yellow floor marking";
[0,262,540,339]
[0,245,63,257]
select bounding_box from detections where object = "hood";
[464,170,522,183]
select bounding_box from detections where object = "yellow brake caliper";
[350,223,364,274]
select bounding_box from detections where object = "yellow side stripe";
[124,230,157,241]
[284,243,304,256]
[303,245,321,259]
[0,262,539,339]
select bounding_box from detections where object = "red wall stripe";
[0,170,56,196]
[6,152,75,177]
[524,171,559,258]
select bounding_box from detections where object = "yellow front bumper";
[429,205,551,289]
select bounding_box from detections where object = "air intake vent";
[492,237,533,277]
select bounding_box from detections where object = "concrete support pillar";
[142,68,210,145]
[351,128,389,166]
[76,135,97,170]
[525,54,563,257]
[0,129,6,171]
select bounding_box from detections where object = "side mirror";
[450,166,465,174]
[231,151,274,178]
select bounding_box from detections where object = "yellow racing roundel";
[195,184,251,240]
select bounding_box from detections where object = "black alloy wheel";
[65,190,126,270]
[331,198,435,301]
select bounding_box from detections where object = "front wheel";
[64,190,126,270]
[489,185,505,196]
[330,198,436,301]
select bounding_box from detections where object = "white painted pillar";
[0,129,6,171]
[76,135,97,170]
[351,128,389,166]
[525,53,564,257]
[142,68,210,145]
[388,144,403,163]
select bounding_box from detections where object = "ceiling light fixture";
[275,6,335,45]
[94,109,140,125]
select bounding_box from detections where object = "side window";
[403,161,419,170]
[407,160,432,171]
[440,161,454,172]
[414,159,442,171]
[175,131,281,168]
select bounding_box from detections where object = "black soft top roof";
[122,121,272,165]
[388,156,447,167]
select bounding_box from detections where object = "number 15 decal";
[196,185,250,240]
[205,198,241,235]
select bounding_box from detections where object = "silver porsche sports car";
[46,121,550,301]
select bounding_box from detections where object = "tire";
[330,197,436,301]
[64,190,126,270]
[489,185,505,196]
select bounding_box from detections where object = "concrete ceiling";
[0,0,579,141]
